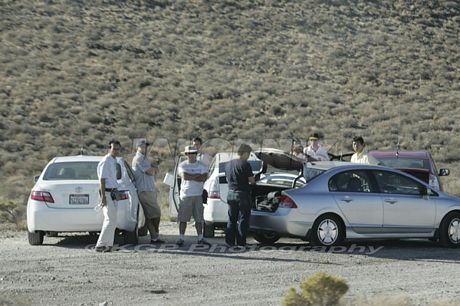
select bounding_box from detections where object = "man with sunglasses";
[176,145,210,246]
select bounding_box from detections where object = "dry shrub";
[283,272,349,306]
[0,200,25,230]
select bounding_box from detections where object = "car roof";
[216,152,260,163]
[50,155,103,163]
[369,150,430,159]
[306,161,353,170]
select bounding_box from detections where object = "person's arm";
[99,178,107,207]
[145,166,158,176]
[318,147,330,161]
[134,156,157,176]
[367,154,380,165]
[245,162,255,185]
[182,172,204,181]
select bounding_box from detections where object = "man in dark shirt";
[225,144,255,247]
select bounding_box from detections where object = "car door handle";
[340,197,352,203]
[384,199,397,204]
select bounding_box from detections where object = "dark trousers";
[226,190,251,246]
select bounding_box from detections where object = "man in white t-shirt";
[176,145,209,246]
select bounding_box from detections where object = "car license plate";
[69,194,89,205]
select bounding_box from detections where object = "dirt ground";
[0,222,459,306]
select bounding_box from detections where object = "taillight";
[31,191,55,203]
[278,195,297,208]
[208,191,220,199]
[119,191,129,201]
[208,177,220,199]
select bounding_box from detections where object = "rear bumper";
[250,208,313,238]
[203,198,228,224]
[27,200,138,233]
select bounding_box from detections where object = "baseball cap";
[136,139,151,147]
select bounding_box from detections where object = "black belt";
[105,188,117,192]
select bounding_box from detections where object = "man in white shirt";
[351,136,379,165]
[304,133,330,161]
[95,140,121,252]
[176,145,209,246]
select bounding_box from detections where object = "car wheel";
[203,223,215,238]
[123,226,139,245]
[253,231,280,245]
[311,215,345,246]
[439,212,460,248]
[28,231,44,245]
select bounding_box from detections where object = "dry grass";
[0,0,459,223]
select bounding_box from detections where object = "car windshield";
[377,158,429,170]
[43,162,99,180]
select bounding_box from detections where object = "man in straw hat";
[176,145,210,246]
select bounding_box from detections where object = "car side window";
[373,170,426,195]
[329,171,373,193]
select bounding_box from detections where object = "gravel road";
[0,222,459,306]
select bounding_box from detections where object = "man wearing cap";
[176,145,209,246]
[95,140,121,252]
[224,144,256,248]
[132,139,165,244]
[304,133,329,161]
[351,136,379,164]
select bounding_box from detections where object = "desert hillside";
[0,0,459,223]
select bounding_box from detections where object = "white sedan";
[27,155,144,245]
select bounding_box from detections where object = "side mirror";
[33,175,40,183]
[116,164,122,180]
[439,168,450,177]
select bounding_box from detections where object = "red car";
[369,150,450,191]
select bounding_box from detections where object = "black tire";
[123,226,139,245]
[253,231,280,245]
[203,223,215,238]
[310,214,345,246]
[28,231,44,245]
[439,212,460,248]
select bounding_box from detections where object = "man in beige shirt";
[350,136,379,165]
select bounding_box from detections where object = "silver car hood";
[254,148,304,171]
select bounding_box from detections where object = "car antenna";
[396,140,400,159]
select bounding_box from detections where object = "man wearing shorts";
[176,145,209,246]
[132,139,165,244]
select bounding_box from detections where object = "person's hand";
[101,197,107,207]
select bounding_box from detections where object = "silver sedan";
[250,163,460,247]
